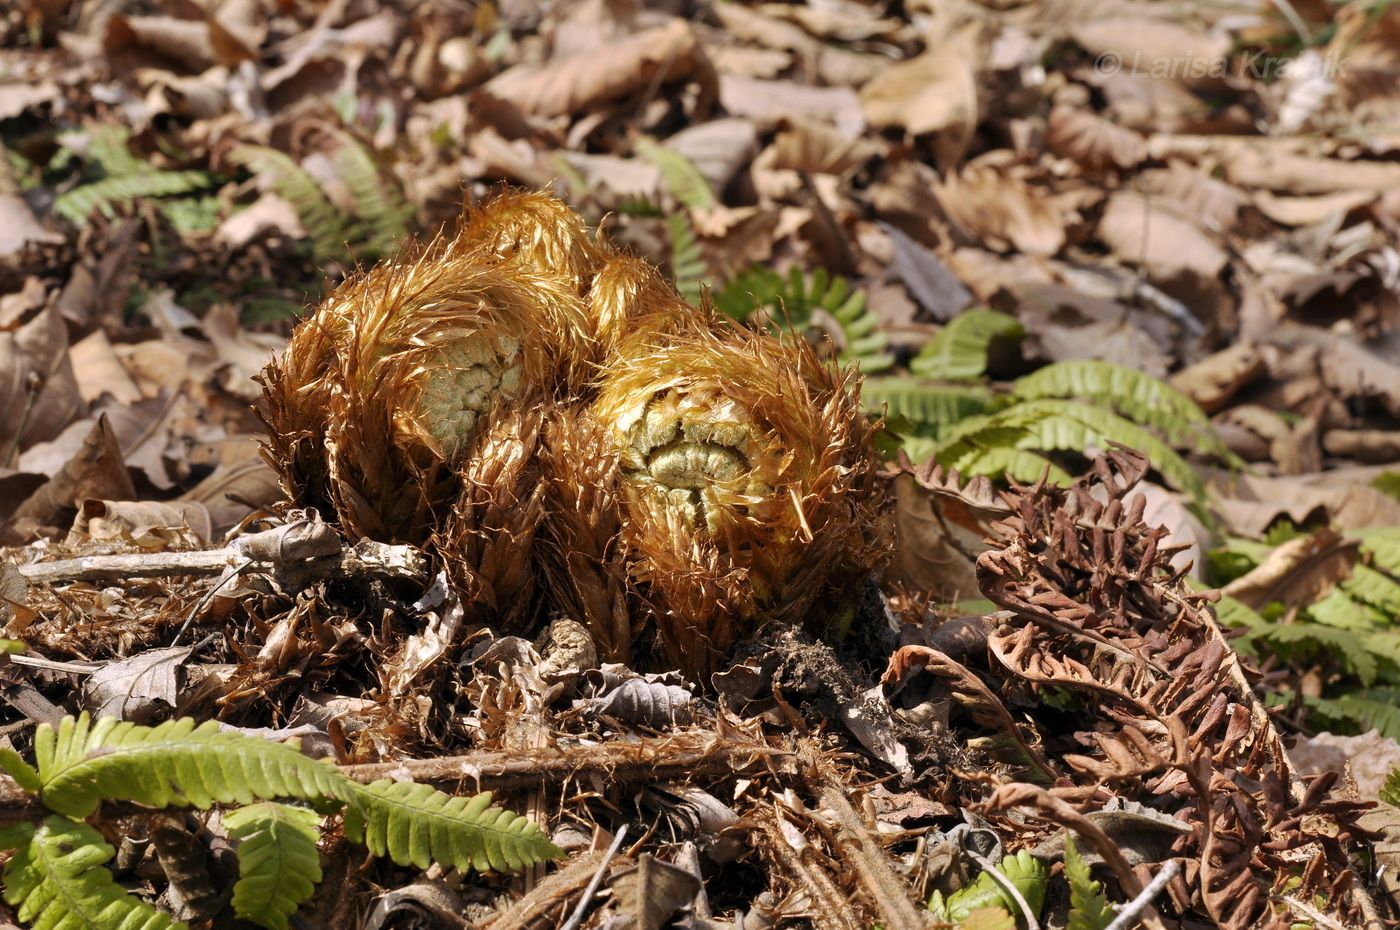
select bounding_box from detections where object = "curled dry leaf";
[486,19,717,118]
[935,164,1066,257]
[860,40,978,167]
[1045,106,1146,172]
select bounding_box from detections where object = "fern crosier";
[588,317,889,674]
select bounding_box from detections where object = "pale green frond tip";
[225,802,324,930]
[1065,833,1115,930]
[911,308,1024,381]
[343,780,562,874]
[3,816,182,930]
[35,712,346,820]
[0,746,40,794]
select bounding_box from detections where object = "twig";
[963,848,1041,930]
[339,733,788,791]
[821,787,926,930]
[16,539,426,587]
[559,826,627,930]
[1104,860,1181,930]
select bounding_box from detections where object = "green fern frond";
[228,145,350,259]
[666,214,709,304]
[55,171,212,224]
[1243,625,1378,685]
[1360,528,1400,579]
[1305,590,1388,632]
[330,137,413,257]
[635,137,717,210]
[948,446,1073,485]
[1065,834,1114,930]
[159,196,222,236]
[1212,593,1268,632]
[910,309,1025,381]
[1305,688,1400,739]
[860,378,993,428]
[35,714,346,820]
[1382,765,1400,807]
[928,850,1047,925]
[3,816,180,930]
[713,266,893,372]
[996,399,1208,502]
[224,802,322,930]
[0,747,40,794]
[1343,564,1400,615]
[343,780,560,874]
[80,126,145,178]
[1011,360,1229,459]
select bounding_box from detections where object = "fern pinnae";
[225,802,322,930]
[4,817,180,930]
[36,714,345,819]
[1064,833,1114,930]
[228,145,350,259]
[910,308,1025,381]
[343,780,560,874]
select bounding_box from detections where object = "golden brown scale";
[260,190,889,676]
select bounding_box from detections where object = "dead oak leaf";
[486,19,717,118]
[935,164,1066,257]
[1098,191,1227,277]
[1045,106,1147,172]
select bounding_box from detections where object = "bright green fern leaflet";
[224,802,323,930]
[344,780,560,873]
[911,309,1024,381]
[927,849,1047,926]
[1382,764,1400,807]
[34,715,346,819]
[1064,834,1115,930]
[713,266,893,372]
[329,133,413,258]
[1012,359,1234,461]
[53,126,213,226]
[1,817,180,930]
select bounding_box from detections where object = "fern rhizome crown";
[259,190,891,676]
[0,713,557,930]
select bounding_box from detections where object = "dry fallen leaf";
[860,40,978,167]
[487,19,717,118]
[936,163,1067,257]
[1045,106,1147,172]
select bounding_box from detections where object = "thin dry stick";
[339,734,788,791]
[558,826,628,930]
[821,787,925,930]
[16,540,426,586]
[1104,860,1181,930]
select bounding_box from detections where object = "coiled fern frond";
[591,319,888,672]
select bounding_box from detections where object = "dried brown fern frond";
[591,321,890,675]
[257,309,338,516]
[433,407,547,632]
[537,407,632,662]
